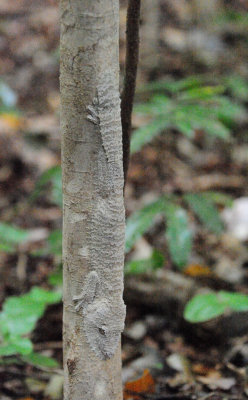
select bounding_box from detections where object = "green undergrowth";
[1,74,248,365]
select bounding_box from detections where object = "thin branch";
[121,0,141,184]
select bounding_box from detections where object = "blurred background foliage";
[1,0,248,398]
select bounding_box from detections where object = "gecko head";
[84,298,126,360]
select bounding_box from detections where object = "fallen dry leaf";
[192,363,216,376]
[184,264,212,277]
[0,112,24,133]
[197,372,236,390]
[18,397,34,400]
[166,353,195,385]
[167,372,189,389]
[124,369,155,400]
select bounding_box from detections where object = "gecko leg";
[73,271,99,311]
[86,99,99,125]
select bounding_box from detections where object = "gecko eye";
[98,327,106,336]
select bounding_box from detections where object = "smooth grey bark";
[60,1,125,399]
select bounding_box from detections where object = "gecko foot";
[86,102,99,125]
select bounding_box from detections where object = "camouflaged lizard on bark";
[73,76,126,361]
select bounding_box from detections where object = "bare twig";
[175,174,245,192]
[33,341,63,350]
[121,0,141,184]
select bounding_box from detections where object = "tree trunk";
[60,1,126,399]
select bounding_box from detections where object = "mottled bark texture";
[60,1,125,399]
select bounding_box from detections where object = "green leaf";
[178,85,225,101]
[0,313,41,337]
[47,230,62,257]
[0,286,62,359]
[131,76,246,153]
[49,269,63,287]
[202,192,233,207]
[131,118,169,154]
[184,293,226,323]
[131,76,245,152]
[185,193,223,234]
[174,104,206,121]
[224,75,248,101]
[200,119,231,140]
[22,352,59,368]
[34,229,62,260]
[0,288,61,338]
[125,197,165,252]
[184,291,248,323]
[0,297,45,336]
[35,165,61,189]
[0,336,33,356]
[165,76,204,93]
[219,291,248,311]
[215,96,246,123]
[173,118,195,138]
[171,103,231,140]
[134,95,172,115]
[138,76,204,94]
[29,287,61,305]
[0,242,15,253]
[164,203,192,268]
[31,166,62,207]
[9,336,33,355]
[125,250,164,275]
[0,343,19,356]
[216,10,248,26]
[0,223,29,245]
[50,169,62,207]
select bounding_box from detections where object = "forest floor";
[1,0,248,399]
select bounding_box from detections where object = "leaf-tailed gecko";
[73,271,126,360]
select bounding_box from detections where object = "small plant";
[0,219,62,367]
[4,165,231,272]
[124,75,247,270]
[215,10,248,31]
[126,192,232,269]
[131,76,246,153]
[0,287,61,367]
[16,76,244,272]
[0,73,245,372]
[184,291,248,323]
[31,165,62,207]
[125,250,164,275]
[0,223,29,253]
